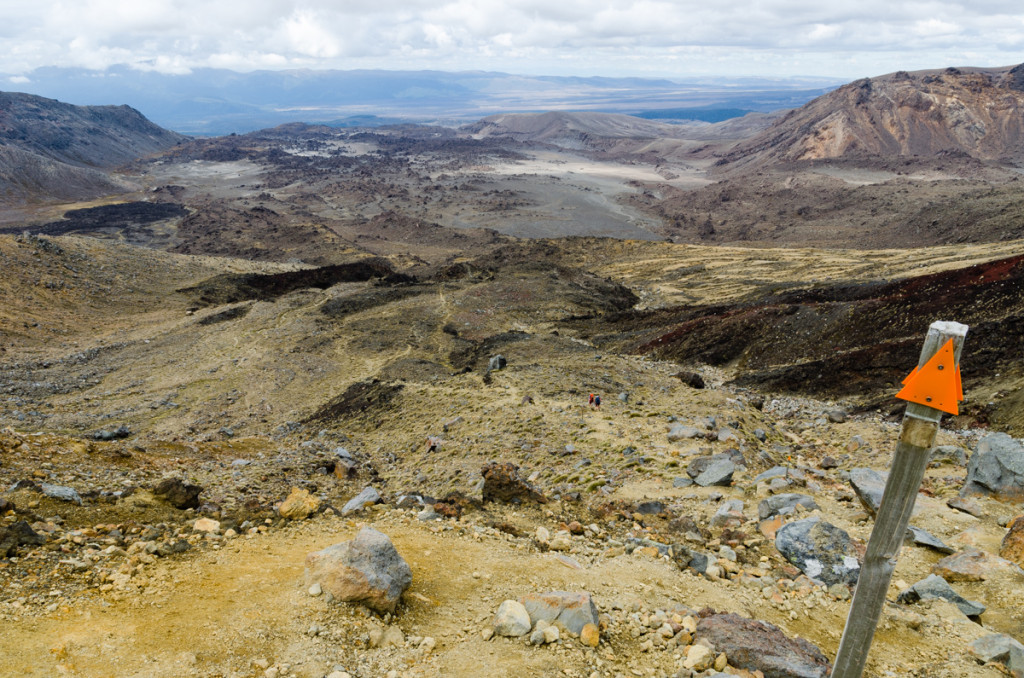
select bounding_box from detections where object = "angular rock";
[775,517,860,586]
[667,424,702,442]
[487,355,507,372]
[932,547,994,582]
[279,487,320,520]
[826,410,847,424]
[848,468,887,516]
[969,633,1024,676]
[931,445,967,466]
[493,599,531,636]
[710,499,747,529]
[697,612,832,678]
[758,493,819,520]
[519,591,599,635]
[674,371,705,389]
[1000,515,1024,567]
[896,574,986,617]
[695,458,736,487]
[341,486,381,516]
[153,478,203,510]
[39,483,82,505]
[305,527,412,614]
[0,497,14,513]
[193,518,221,534]
[481,462,546,504]
[962,432,1024,500]
[947,496,985,517]
[671,544,712,575]
[906,526,955,554]
[688,450,746,477]
[0,520,46,557]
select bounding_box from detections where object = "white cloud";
[0,0,1022,79]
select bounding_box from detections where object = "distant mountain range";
[3,67,842,135]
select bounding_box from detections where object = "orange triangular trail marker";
[895,338,962,415]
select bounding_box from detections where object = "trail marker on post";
[831,321,968,678]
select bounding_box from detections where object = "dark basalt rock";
[153,478,203,510]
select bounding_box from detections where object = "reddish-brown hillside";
[718,64,1024,170]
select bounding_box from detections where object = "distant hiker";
[426,436,442,453]
[593,394,601,409]
[588,393,595,406]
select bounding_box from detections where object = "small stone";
[308,582,322,597]
[341,486,380,516]
[381,625,404,648]
[999,515,1024,567]
[848,468,887,516]
[683,644,714,671]
[896,574,986,617]
[419,636,436,653]
[279,487,320,520]
[580,623,600,647]
[481,628,494,641]
[543,625,560,644]
[193,518,220,534]
[493,600,531,637]
[714,652,729,671]
[947,496,985,517]
[961,432,1024,500]
[906,526,955,554]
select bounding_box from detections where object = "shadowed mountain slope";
[0,91,185,202]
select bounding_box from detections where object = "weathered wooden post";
[831,320,968,678]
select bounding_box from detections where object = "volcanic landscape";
[2,64,1024,678]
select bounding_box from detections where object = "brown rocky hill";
[717,64,1024,170]
[0,91,185,202]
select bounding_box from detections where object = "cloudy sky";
[2,0,1023,80]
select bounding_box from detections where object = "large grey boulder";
[667,424,702,442]
[775,517,860,586]
[962,433,1024,500]
[305,527,412,614]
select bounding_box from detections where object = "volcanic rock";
[40,483,82,505]
[969,633,1024,676]
[774,517,861,586]
[758,493,819,520]
[341,486,381,516]
[153,478,203,510]
[696,612,832,677]
[481,462,546,504]
[961,432,1024,500]
[906,526,955,554]
[673,371,705,389]
[897,574,986,617]
[0,520,46,557]
[493,600,531,637]
[305,527,412,614]
[519,591,599,635]
[279,487,321,520]
[1000,515,1024,567]
[848,467,887,516]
